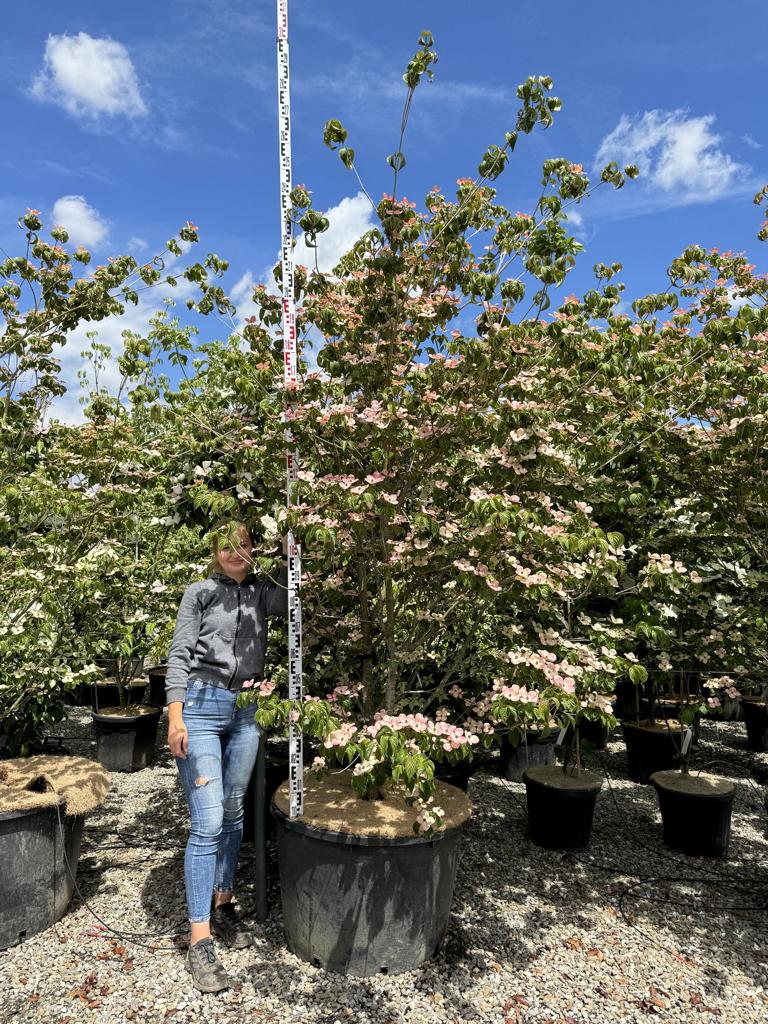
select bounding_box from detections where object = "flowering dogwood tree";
[237,35,643,820]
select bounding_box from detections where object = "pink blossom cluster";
[492,678,540,704]
[323,723,358,749]
[366,712,480,752]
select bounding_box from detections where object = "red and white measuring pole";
[277,0,303,818]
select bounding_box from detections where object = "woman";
[166,521,288,993]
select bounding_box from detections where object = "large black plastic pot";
[500,730,556,782]
[523,764,602,849]
[92,706,161,772]
[0,802,84,950]
[271,797,466,975]
[621,720,684,784]
[741,698,768,752]
[651,770,736,857]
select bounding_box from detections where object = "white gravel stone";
[1,712,766,1024]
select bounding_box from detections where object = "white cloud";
[128,236,149,251]
[30,32,147,120]
[292,193,377,275]
[742,133,762,151]
[596,109,751,204]
[51,195,109,249]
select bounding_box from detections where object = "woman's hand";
[168,704,188,759]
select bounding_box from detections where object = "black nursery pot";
[621,719,684,784]
[92,706,161,772]
[146,666,168,709]
[0,802,84,950]
[740,698,768,752]
[523,764,603,849]
[651,770,736,857]
[271,799,466,975]
[500,730,556,782]
[434,759,477,791]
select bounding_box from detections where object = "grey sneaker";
[210,901,253,949]
[185,938,232,993]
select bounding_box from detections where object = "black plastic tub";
[92,707,161,772]
[523,764,602,849]
[0,802,84,950]
[500,730,556,782]
[621,720,683,784]
[434,760,476,791]
[271,802,465,975]
[651,770,735,857]
[146,666,167,708]
[741,698,768,752]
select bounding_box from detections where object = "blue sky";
[1,0,766,419]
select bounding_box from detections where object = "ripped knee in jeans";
[194,776,210,787]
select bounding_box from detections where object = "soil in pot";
[500,729,556,782]
[740,698,768,752]
[271,774,471,975]
[92,705,161,772]
[90,679,147,712]
[651,770,736,857]
[523,764,603,849]
[621,719,685,784]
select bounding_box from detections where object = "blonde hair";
[206,520,253,577]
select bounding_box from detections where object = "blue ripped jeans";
[175,678,260,923]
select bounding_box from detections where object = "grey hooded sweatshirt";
[165,565,289,706]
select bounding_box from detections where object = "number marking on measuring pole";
[277,0,303,819]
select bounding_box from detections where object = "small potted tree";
[649,700,736,858]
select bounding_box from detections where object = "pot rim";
[523,764,603,793]
[91,705,162,724]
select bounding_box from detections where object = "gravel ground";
[1,711,767,1024]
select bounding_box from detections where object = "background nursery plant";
[0,211,230,754]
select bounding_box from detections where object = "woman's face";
[216,524,253,578]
